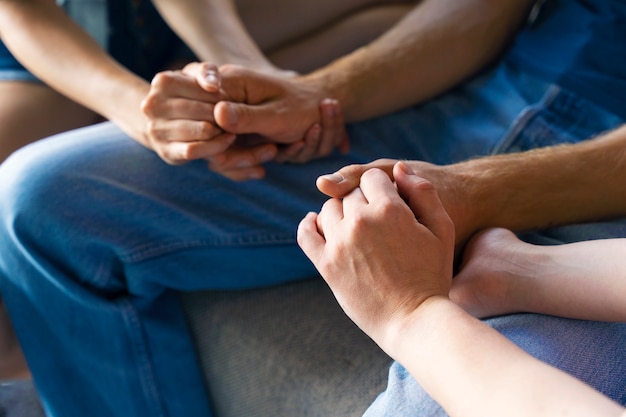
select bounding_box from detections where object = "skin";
[149,0,536,179]
[316,124,626,246]
[297,162,626,417]
[452,228,626,321]
[0,0,409,164]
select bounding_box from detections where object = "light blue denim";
[0,59,625,417]
[363,86,626,416]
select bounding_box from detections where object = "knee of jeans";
[0,140,78,231]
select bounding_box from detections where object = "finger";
[183,62,221,93]
[156,133,236,164]
[297,212,326,265]
[147,119,225,143]
[340,186,368,219]
[218,64,279,104]
[287,123,321,163]
[317,98,343,157]
[274,141,305,163]
[316,159,397,198]
[358,168,401,208]
[143,97,216,121]
[318,198,344,240]
[394,162,454,242]
[214,101,294,143]
[149,70,222,102]
[208,144,277,171]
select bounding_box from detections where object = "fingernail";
[397,161,414,175]
[323,99,337,116]
[319,173,344,183]
[205,70,219,85]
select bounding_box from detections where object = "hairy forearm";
[152,0,269,68]
[302,0,535,122]
[386,297,624,417]
[458,124,626,235]
[0,0,149,142]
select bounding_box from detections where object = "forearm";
[151,0,270,69]
[387,297,624,417]
[459,125,626,235]
[516,238,626,322]
[302,0,535,122]
[0,0,149,143]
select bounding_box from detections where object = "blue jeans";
[0,61,624,416]
[364,86,626,416]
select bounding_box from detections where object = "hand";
[314,158,478,245]
[274,98,350,164]
[297,162,455,345]
[206,98,350,180]
[140,62,236,165]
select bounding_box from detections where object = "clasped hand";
[297,162,455,348]
[141,62,348,180]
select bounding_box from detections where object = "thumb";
[183,62,221,93]
[394,162,454,243]
[214,101,290,142]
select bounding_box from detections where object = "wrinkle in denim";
[2,61,622,417]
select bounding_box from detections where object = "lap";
[0,62,574,294]
[365,317,626,416]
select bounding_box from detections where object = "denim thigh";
[0,63,566,417]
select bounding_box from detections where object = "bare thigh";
[237,0,418,51]
[0,81,101,163]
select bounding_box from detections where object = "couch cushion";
[182,278,392,417]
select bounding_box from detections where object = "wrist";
[107,79,151,145]
[382,295,453,359]
[299,68,356,122]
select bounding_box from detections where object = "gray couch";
[182,278,393,417]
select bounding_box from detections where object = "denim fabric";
[363,86,626,417]
[0,60,624,417]
[365,318,626,417]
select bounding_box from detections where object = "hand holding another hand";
[297,162,455,348]
[140,63,237,165]
[141,62,348,180]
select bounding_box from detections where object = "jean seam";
[491,84,562,155]
[119,232,297,264]
[120,298,168,417]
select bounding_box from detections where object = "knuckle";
[145,121,165,142]
[196,121,219,138]
[150,71,175,90]
[140,94,158,117]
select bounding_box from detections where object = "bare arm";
[0,0,150,144]
[298,163,625,417]
[318,124,626,244]
[395,297,624,417]
[204,0,534,173]
[302,0,536,122]
[453,229,626,322]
